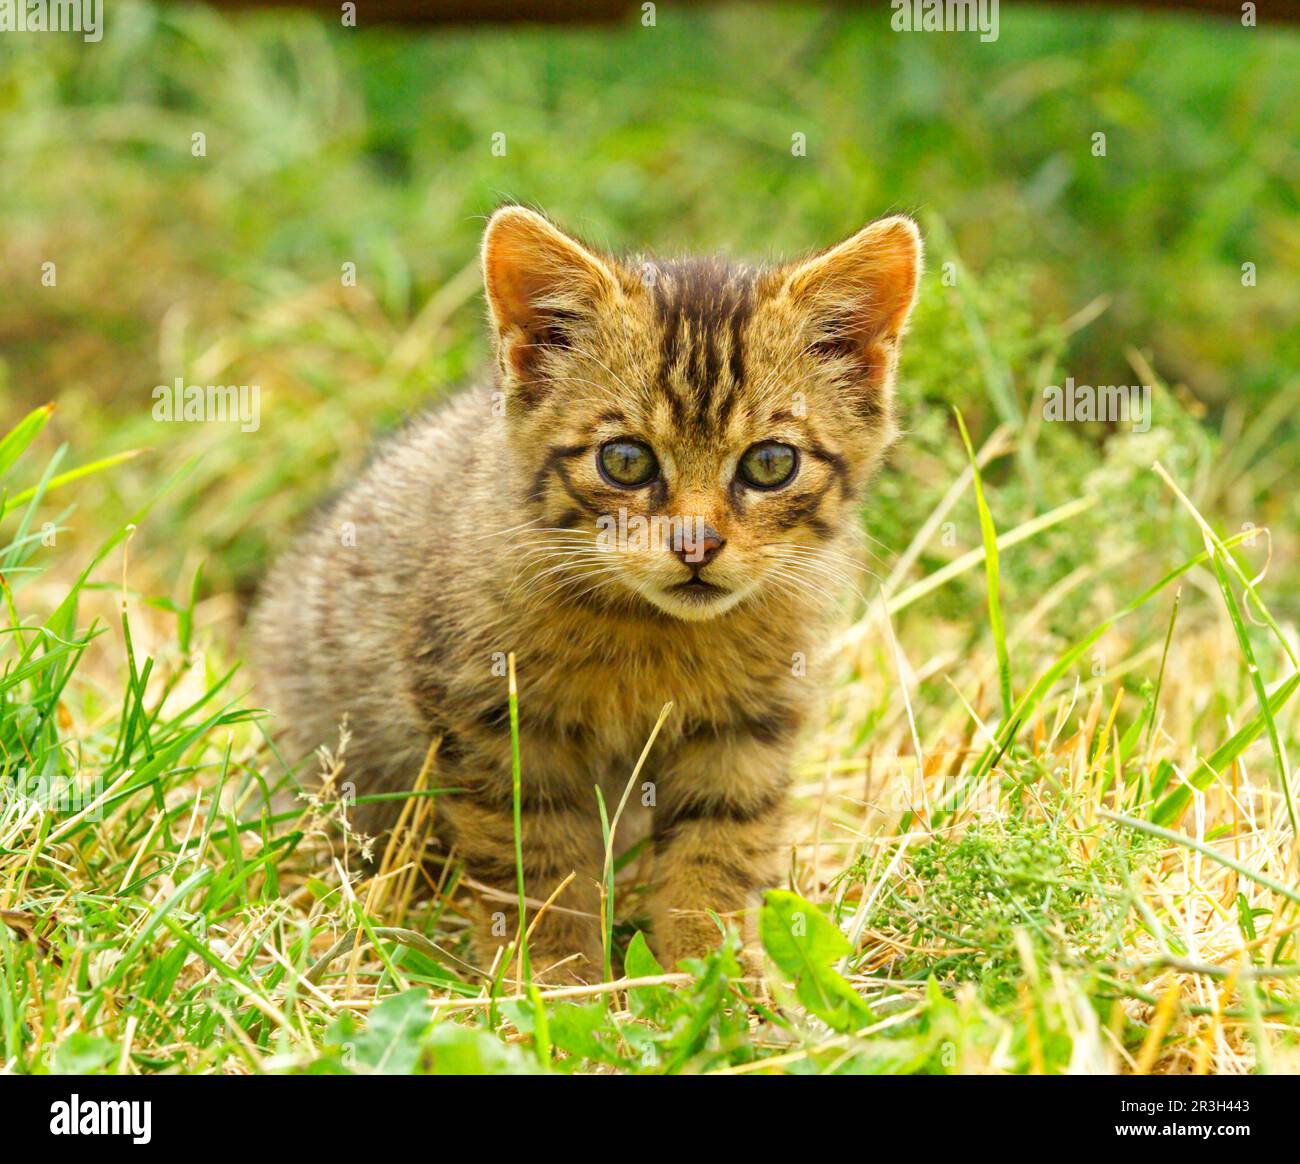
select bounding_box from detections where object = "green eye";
[598,439,659,488]
[738,441,799,489]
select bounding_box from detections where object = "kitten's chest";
[520,608,807,753]
[532,650,727,737]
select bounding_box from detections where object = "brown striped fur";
[251,206,921,980]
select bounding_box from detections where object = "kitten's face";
[482,208,921,622]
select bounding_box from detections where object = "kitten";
[251,206,921,980]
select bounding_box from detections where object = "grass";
[2,1,1299,1075]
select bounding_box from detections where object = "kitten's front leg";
[647,727,795,969]
[441,759,605,983]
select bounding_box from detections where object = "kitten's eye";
[598,439,659,488]
[738,441,799,490]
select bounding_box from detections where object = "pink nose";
[673,525,725,566]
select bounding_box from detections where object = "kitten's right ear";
[481,206,620,391]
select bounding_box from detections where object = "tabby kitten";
[252,206,921,980]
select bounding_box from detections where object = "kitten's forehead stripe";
[651,259,756,436]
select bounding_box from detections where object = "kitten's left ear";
[780,216,923,415]
[481,206,621,393]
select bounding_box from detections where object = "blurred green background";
[1,0,1297,615]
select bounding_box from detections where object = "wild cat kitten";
[252,206,921,980]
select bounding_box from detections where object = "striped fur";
[251,206,921,980]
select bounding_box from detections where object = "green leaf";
[50,1032,118,1075]
[661,932,750,1071]
[547,1002,629,1069]
[624,930,670,1019]
[421,1023,536,1075]
[352,988,430,1074]
[624,929,663,978]
[760,890,871,1033]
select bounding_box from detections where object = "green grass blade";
[1154,461,1299,671]
[961,529,1258,793]
[954,407,1012,722]
[1151,671,1300,827]
[1201,531,1296,833]
[506,652,550,1066]
[6,448,148,508]
[0,404,54,482]
[1101,810,1300,908]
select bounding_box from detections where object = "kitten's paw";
[657,917,766,989]
[658,918,736,968]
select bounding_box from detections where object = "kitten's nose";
[674,524,726,566]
